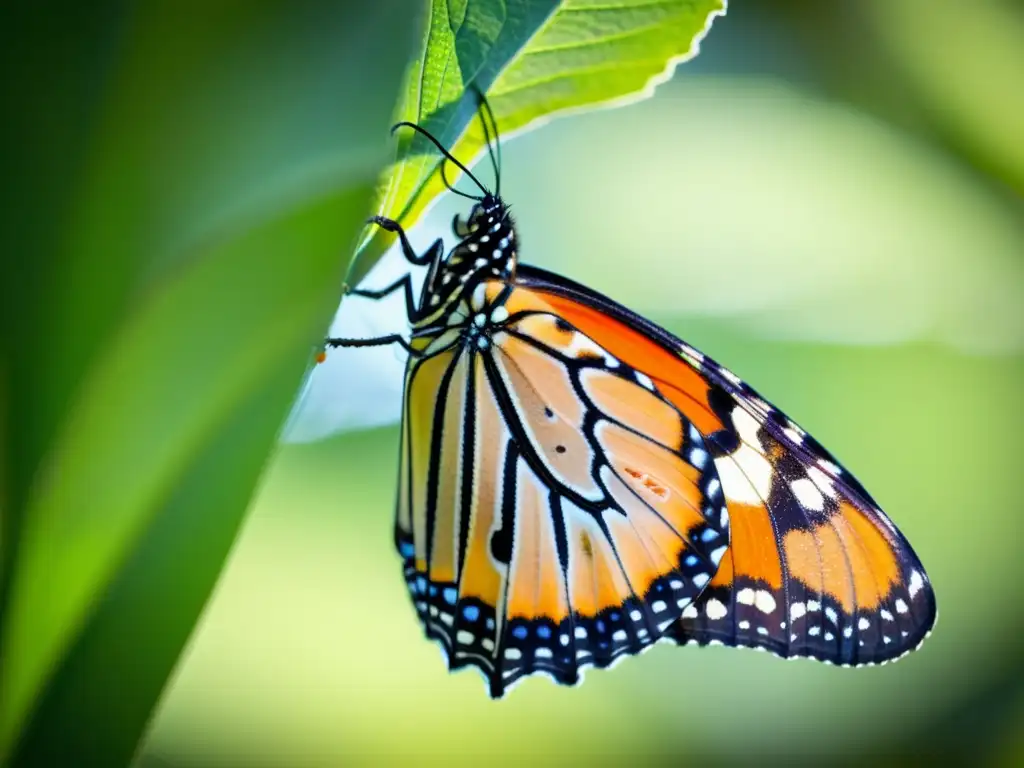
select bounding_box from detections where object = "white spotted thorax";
[414,193,517,341]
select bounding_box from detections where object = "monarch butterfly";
[325,94,936,698]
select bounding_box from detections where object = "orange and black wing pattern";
[515,264,937,669]
[395,282,730,697]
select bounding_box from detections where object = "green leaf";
[8,364,306,768]
[349,0,727,285]
[0,2,415,765]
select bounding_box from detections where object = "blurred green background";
[6,1,1024,765]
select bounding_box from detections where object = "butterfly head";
[402,92,518,315]
[468,193,504,227]
[448,193,518,279]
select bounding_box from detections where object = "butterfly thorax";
[415,193,517,331]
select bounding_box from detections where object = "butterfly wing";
[513,264,937,667]
[395,283,730,697]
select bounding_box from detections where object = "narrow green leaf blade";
[351,0,726,285]
[8,365,303,768]
[0,2,415,764]
[0,184,372,765]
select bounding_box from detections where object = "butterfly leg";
[346,238,444,323]
[325,219,444,359]
[325,333,424,358]
[347,274,419,323]
[369,215,440,267]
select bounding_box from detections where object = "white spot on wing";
[791,477,825,511]
[755,590,776,615]
[731,407,764,453]
[807,465,838,499]
[679,343,704,364]
[819,459,841,476]
[908,570,924,598]
[747,397,772,416]
[706,598,727,620]
[783,427,803,444]
[715,445,773,505]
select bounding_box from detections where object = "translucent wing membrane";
[514,265,937,668]
[395,284,729,697]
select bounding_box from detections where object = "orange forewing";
[517,287,725,435]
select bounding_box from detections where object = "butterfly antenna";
[472,86,502,197]
[440,161,482,201]
[392,121,489,197]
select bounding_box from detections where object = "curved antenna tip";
[389,119,490,197]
